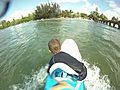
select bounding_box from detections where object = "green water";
[0,19,120,90]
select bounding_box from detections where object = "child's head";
[48,39,61,54]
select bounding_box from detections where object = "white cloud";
[2,10,34,21]
[78,0,100,14]
[50,0,80,3]
[37,1,48,6]
[103,10,119,20]
[105,0,120,19]
[106,0,117,9]
[78,0,120,20]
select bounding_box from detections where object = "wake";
[10,61,116,90]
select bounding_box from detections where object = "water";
[0,19,120,90]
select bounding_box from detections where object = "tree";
[34,2,61,20]
[96,7,98,12]
[76,12,80,18]
[80,13,88,19]
[88,7,100,21]
[13,18,16,25]
[60,10,74,18]
[99,14,108,20]
[1,20,6,28]
[89,11,99,21]
[111,16,118,21]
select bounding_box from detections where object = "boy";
[47,38,87,90]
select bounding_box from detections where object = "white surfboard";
[61,39,82,62]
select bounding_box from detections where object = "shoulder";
[54,52,66,58]
[55,51,70,57]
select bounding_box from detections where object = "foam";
[9,65,48,90]
[83,60,116,90]
[10,61,116,90]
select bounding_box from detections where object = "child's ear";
[49,50,51,53]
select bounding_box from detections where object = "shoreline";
[37,17,94,22]
[0,18,93,30]
[34,18,119,30]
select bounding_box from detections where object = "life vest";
[47,52,87,81]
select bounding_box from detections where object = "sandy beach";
[39,17,94,22]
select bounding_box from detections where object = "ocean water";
[0,19,120,90]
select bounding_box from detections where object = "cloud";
[78,0,120,20]
[105,0,120,19]
[78,0,100,14]
[49,0,83,3]
[103,10,119,20]
[2,10,34,21]
[106,0,117,9]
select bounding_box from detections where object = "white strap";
[49,63,78,75]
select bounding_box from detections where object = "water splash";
[9,65,48,90]
[9,61,116,90]
[83,60,116,90]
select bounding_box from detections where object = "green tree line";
[0,2,119,30]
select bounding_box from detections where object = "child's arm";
[50,81,72,90]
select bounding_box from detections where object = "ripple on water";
[0,20,120,90]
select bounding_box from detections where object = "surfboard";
[61,39,82,62]
[44,39,85,90]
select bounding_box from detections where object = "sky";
[1,0,120,21]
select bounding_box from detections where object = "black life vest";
[48,52,87,81]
